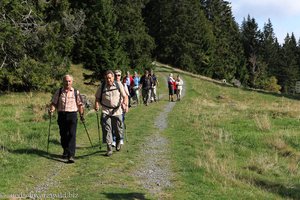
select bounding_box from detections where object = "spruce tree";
[200,0,246,82]
[74,0,128,82]
[144,0,215,74]
[259,19,283,91]
[240,15,266,88]
[113,0,155,71]
[278,33,299,93]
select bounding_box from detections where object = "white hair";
[63,74,73,82]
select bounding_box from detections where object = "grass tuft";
[254,113,271,131]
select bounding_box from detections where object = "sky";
[229,0,300,44]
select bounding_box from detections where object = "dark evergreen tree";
[144,0,215,75]
[73,0,128,82]
[240,15,266,88]
[261,19,280,76]
[200,0,246,82]
[278,33,299,93]
[113,0,155,71]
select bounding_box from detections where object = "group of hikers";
[48,69,183,163]
[168,73,183,102]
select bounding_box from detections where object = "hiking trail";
[135,76,185,198]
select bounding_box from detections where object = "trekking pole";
[47,114,52,154]
[81,119,93,148]
[96,111,102,149]
[124,121,128,142]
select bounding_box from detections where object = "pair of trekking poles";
[47,111,128,153]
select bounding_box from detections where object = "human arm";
[48,89,59,115]
[94,86,102,112]
[119,83,129,113]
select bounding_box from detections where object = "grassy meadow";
[163,67,300,199]
[0,64,300,199]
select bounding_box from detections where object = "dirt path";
[135,76,185,199]
[24,71,186,199]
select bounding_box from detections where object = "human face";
[106,73,114,86]
[115,73,121,81]
[63,75,73,90]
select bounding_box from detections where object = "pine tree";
[74,0,128,82]
[113,0,155,71]
[261,19,280,76]
[144,0,215,74]
[200,0,246,82]
[240,15,266,88]
[278,33,299,93]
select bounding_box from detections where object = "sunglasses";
[115,74,121,77]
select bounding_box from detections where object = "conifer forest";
[1,0,300,94]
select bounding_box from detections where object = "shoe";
[62,149,68,159]
[68,156,75,163]
[116,140,122,151]
[105,144,113,156]
[112,141,116,147]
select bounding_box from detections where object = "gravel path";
[24,161,65,198]
[135,76,185,199]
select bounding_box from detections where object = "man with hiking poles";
[48,74,85,163]
[94,70,128,156]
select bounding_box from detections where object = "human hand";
[95,105,99,112]
[48,109,54,116]
[80,114,85,122]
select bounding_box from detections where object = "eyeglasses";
[115,74,121,77]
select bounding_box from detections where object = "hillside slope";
[0,64,300,199]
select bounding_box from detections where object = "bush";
[263,76,281,93]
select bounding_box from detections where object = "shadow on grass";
[9,146,104,163]
[76,150,104,159]
[252,178,300,199]
[9,148,66,163]
[102,192,149,200]
[49,138,60,145]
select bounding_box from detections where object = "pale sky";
[229,0,300,44]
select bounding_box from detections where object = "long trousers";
[101,113,123,145]
[142,88,151,104]
[57,112,77,157]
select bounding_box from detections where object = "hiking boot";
[116,140,122,151]
[105,144,113,156]
[67,156,75,163]
[62,149,68,159]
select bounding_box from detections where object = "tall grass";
[164,73,300,199]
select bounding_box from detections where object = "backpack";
[56,88,91,109]
[141,75,152,89]
[99,81,122,114]
[152,75,157,86]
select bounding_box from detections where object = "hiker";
[150,69,158,102]
[176,75,183,101]
[48,74,84,163]
[111,70,129,147]
[139,70,153,106]
[168,73,175,102]
[123,71,134,107]
[132,71,140,104]
[94,70,128,156]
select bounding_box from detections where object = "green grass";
[1,64,300,199]
[164,72,300,199]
